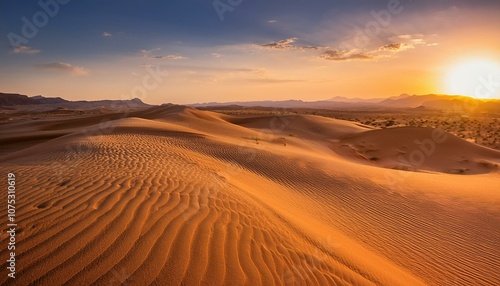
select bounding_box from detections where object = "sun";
[445,59,500,99]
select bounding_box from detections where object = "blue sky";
[1,0,499,104]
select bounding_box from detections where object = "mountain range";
[191,94,500,112]
[1,92,500,113]
[0,93,148,109]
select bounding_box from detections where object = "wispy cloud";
[320,38,429,61]
[35,62,89,75]
[262,38,298,49]
[151,55,186,60]
[268,20,278,23]
[261,38,320,50]
[211,53,222,58]
[321,50,374,61]
[102,31,112,37]
[259,33,434,62]
[140,48,186,60]
[13,45,41,55]
[390,34,438,47]
[379,43,414,52]
[140,48,160,57]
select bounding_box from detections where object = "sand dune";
[1,105,499,285]
[331,126,500,174]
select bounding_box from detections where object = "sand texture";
[1,105,499,286]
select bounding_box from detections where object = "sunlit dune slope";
[331,126,500,174]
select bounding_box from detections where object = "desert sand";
[1,105,499,285]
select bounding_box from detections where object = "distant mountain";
[0,92,149,109]
[0,93,44,106]
[326,96,387,103]
[190,99,377,109]
[61,98,148,109]
[380,94,500,112]
[379,94,468,108]
[3,92,499,113]
[191,100,307,108]
[191,94,500,113]
[30,95,68,105]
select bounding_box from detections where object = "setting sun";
[445,59,500,99]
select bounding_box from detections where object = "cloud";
[391,34,438,47]
[321,50,374,61]
[151,55,186,60]
[260,38,378,62]
[262,38,298,49]
[211,53,222,58]
[320,39,425,62]
[140,48,185,60]
[102,32,112,37]
[321,41,416,62]
[139,48,161,57]
[259,34,431,62]
[268,20,278,23]
[379,43,414,52]
[13,45,41,55]
[397,35,413,40]
[35,62,89,75]
[261,38,319,50]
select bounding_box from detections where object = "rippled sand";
[1,105,499,285]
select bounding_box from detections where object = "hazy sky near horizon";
[1,0,499,104]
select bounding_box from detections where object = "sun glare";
[445,59,500,99]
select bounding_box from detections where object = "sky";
[1,0,499,104]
